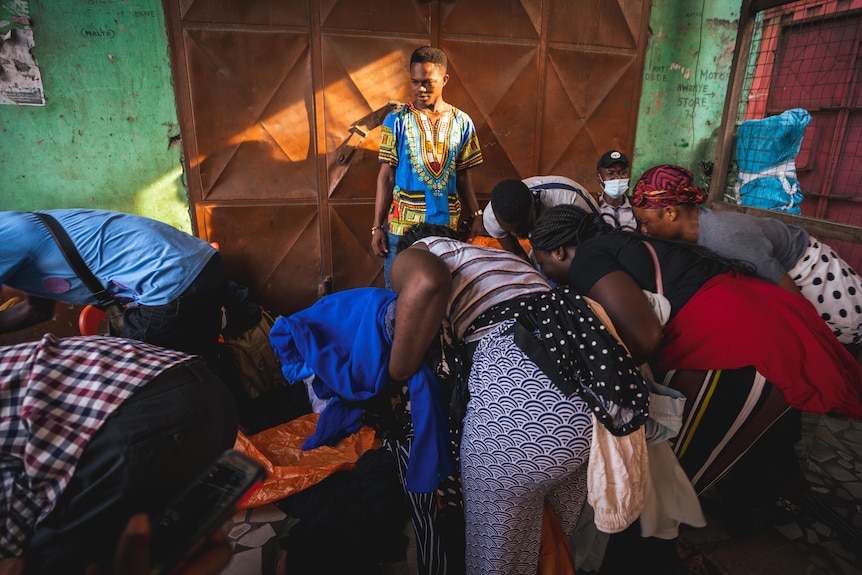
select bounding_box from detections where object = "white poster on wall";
[0,0,45,106]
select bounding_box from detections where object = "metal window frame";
[708,0,862,243]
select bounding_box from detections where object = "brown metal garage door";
[163,0,651,316]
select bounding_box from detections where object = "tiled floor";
[224,503,416,575]
[225,505,293,575]
[221,412,862,575]
[684,499,862,574]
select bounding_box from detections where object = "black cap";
[597,150,630,169]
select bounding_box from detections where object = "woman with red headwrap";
[630,164,862,345]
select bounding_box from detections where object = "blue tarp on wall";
[735,108,812,214]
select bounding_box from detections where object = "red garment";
[658,271,862,418]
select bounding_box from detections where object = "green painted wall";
[633,0,741,192]
[0,0,191,232]
[2,0,744,230]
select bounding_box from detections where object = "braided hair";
[531,204,757,275]
[530,204,613,252]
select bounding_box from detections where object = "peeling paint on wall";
[0,0,189,232]
[0,0,27,36]
[0,0,45,105]
[633,0,742,190]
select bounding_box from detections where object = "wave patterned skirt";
[461,321,593,575]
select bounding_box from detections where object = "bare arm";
[372,163,395,256]
[0,295,55,334]
[387,245,452,381]
[587,270,664,364]
[474,207,489,236]
[455,168,483,239]
[777,273,801,295]
[496,234,530,262]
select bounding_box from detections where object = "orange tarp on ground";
[234,413,376,509]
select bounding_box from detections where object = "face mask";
[602,178,629,198]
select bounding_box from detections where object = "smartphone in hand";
[150,449,266,575]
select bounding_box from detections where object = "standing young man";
[372,46,484,288]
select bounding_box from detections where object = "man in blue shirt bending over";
[0,209,225,362]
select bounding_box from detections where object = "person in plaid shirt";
[0,334,238,574]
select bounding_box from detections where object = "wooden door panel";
[541,47,640,179]
[329,204,384,290]
[322,36,423,199]
[763,12,862,272]
[768,16,857,111]
[179,0,308,26]
[201,204,322,315]
[166,0,650,315]
[321,0,429,33]
[820,112,862,270]
[182,28,316,201]
[548,0,643,48]
[798,112,838,207]
[441,0,541,39]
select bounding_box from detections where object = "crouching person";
[269,287,456,575]
[0,334,239,575]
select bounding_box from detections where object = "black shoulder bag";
[33,212,125,336]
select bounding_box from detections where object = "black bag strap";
[33,212,116,306]
[529,182,600,215]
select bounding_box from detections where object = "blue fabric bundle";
[270,287,453,492]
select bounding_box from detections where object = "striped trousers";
[385,434,465,575]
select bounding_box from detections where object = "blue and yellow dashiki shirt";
[378,103,483,235]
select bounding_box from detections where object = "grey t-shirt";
[697,208,809,283]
